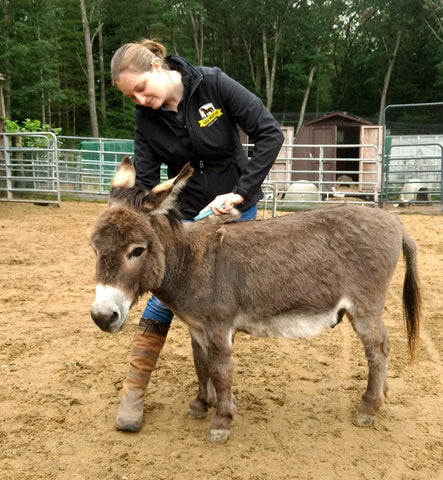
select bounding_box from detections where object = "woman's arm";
[133,120,162,190]
[215,69,284,202]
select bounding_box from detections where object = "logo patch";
[198,103,223,127]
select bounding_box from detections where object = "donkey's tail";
[402,231,421,358]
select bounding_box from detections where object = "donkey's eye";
[128,246,145,259]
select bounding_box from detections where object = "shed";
[293,111,382,192]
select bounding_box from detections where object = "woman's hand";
[202,193,244,216]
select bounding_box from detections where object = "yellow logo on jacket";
[198,103,223,127]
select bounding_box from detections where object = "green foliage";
[0,0,441,136]
[4,118,61,135]
[3,118,61,148]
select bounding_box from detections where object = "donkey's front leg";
[205,323,236,443]
[187,327,213,420]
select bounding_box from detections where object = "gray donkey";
[90,157,421,443]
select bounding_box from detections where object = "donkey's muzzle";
[91,307,121,332]
[91,284,131,332]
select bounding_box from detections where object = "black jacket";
[133,55,284,219]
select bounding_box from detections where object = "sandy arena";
[0,201,442,480]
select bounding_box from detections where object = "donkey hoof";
[209,428,231,443]
[353,413,375,427]
[186,408,208,420]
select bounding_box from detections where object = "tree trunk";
[262,27,270,107]
[242,37,261,92]
[79,0,99,137]
[297,41,323,136]
[262,21,282,111]
[98,21,106,121]
[296,65,317,136]
[97,0,105,121]
[190,11,204,65]
[2,0,11,120]
[378,30,403,125]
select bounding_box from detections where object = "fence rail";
[266,143,380,207]
[384,142,443,205]
[0,132,60,205]
[1,133,442,212]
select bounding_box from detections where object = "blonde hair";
[111,39,169,84]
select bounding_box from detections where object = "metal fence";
[381,102,443,207]
[384,141,443,205]
[56,136,135,198]
[1,132,441,212]
[266,143,380,208]
[0,132,60,205]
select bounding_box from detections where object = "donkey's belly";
[234,297,354,339]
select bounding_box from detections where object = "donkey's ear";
[111,156,136,189]
[142,162,194,214]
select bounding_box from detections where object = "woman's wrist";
[203,193,244,216]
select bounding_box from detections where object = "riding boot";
[115,318,169,432]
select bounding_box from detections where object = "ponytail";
[111,39,169,84]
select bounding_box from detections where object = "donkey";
[90,157,421,443]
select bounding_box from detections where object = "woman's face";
[115,63,167,109]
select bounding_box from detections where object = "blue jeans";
[141,204,257,324]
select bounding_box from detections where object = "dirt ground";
[0,201,441,480]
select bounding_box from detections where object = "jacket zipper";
[182,69,208,190]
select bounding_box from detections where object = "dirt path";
[0,201,441,480]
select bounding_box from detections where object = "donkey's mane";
[110,183,148,210]
[164,208,184,230]
[110,182,184,230]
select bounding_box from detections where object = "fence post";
[318,146,324,197]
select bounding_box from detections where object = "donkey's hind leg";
[351,315,390,426]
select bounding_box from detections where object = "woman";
[110,39,284,432]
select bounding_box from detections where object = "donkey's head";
[90,157,193,332]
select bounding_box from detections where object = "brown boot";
[115,318,169,432]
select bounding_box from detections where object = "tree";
[261,1,288,111]
[188,1,205,65]
[79,0,99,137]
[0,0,441,137]
[0,0,64,124]
[422,0,443,91]
[423,0,443,43]
[97,0,106,122]
[289,0,347,134]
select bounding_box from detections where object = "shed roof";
[302,111,373,127]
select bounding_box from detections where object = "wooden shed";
[292,111,382,192]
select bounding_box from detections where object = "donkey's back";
[179,205,412,340]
